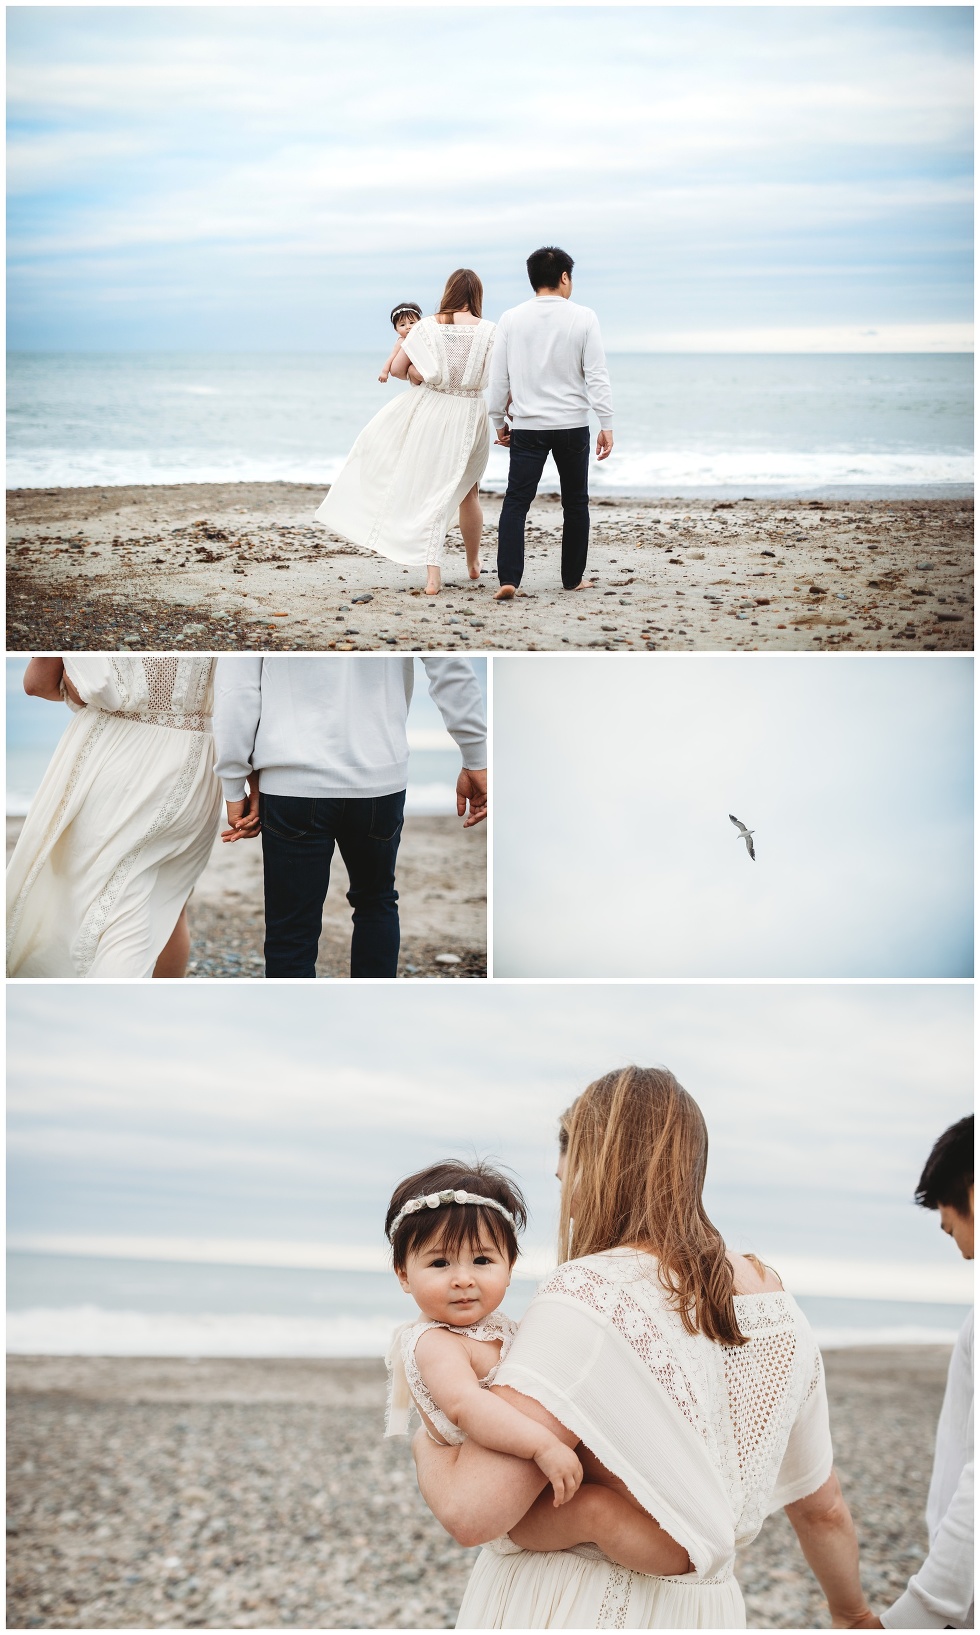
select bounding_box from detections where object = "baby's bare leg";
[509,1483,691,1577]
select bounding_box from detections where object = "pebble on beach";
[6,484,973,653]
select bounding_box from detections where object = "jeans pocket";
[367,791,407,841]
[259,795,317,841]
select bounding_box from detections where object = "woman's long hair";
[558,1065,749,1345]
[437,268,483,321]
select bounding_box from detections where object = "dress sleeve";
[495,1289,735,1580]
[769,1346,834,1511]
[62,656,136,713]
[401,318,442,386]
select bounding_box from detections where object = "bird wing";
[745,834,756,861]
[729,813,748,836]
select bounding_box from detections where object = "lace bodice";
[386,1311,517,1443]
[496,1248,833,1582]
[63,656,215,731]
[402,316,495,398]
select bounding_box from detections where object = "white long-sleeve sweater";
[881,1308,974,1628]
[213,657,487,801]
[487,296,613,431]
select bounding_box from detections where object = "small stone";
[352,594,373,604]
[435,953,461,965]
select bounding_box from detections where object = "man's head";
[915,1114,974,1260]
[527,245,574,297]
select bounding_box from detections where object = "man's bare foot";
[494,585,517,601]
[425,568,442,596]
[567,580,595,591]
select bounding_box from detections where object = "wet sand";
[6,1345,950,1628]
[5,814,487,979]
[7,483,973,652]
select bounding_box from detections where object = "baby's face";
[395,314,419,339]
[398,1231,512,1327]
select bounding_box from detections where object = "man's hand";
[221,781,261,843]
[494,424,511,447]
[596,429,614,461]
[456,768,488,827]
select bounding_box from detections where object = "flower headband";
[390,302,422,324]
[388,1188,517,1239]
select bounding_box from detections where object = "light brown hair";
[558,1065,749,1346]
[436,268,483,323]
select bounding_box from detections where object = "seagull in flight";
[729,813,756,861]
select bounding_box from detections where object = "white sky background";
[6,7,973,350]
[493,655,973,978]
[6,984,973,1302]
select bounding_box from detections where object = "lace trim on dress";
[596,1564,632,1629]
[71,731,209,975]
[98,708,212,733]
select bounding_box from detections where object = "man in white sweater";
[487,245,614,599]
[875,1114,973,1630]
[213,656,487,979]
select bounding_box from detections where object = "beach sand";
[5,814,486,979]
[7,483,973,652]
[6,1346,949,1629]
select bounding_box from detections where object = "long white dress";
[456,1248,834,1630]
[6,656,222,978]
[315,316,495,567]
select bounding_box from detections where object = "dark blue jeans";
[260,790,405,979]
[497,426,591,589]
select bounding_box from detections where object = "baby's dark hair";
[390,301,422,329]
[386,1159,527,1272]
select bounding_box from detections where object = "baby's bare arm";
[414,1331,582,1504]
[509,1483,692,1577]
[378,341,403,382]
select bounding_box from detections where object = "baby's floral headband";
[388,1189,517,1239]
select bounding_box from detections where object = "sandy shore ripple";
[6,1346,949,1629]
[6,483,973,652]
[5,814,487,980]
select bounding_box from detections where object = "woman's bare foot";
[425,567,442,596]
[494,585,517,601]
[466,550,482,580]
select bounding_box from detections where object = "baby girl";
[384,1160,691,1573]
[378,301,422,384]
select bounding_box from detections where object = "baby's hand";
[378,369,390,383]
[534,1440,583,1506]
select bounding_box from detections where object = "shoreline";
[8,482,972,653]
[6,1347,950,1629]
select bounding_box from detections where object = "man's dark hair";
[527,246,574,292]
[915,1114,974,1213]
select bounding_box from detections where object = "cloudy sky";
[493,655,973,977]
[6,983,973,1304]
[7,6,973,351]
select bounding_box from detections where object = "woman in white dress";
[413,1067,876,1630]
[315,269,495,596]
[7,655,224,978]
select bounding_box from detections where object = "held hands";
[456,768,488,828]
[832,1616,881,1630]
[494,424,511,447]
[221,782,261,844]
[596,429,614,461]
[534,1439,584,1507]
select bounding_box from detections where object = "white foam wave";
[404,782,459,816]
[7,1306,962,1359]
[814,1326,962,1349]
[6,447,972,495]
[6,1306,399,1357]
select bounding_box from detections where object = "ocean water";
[6,1252,970,1357]
[7,352,973,497]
